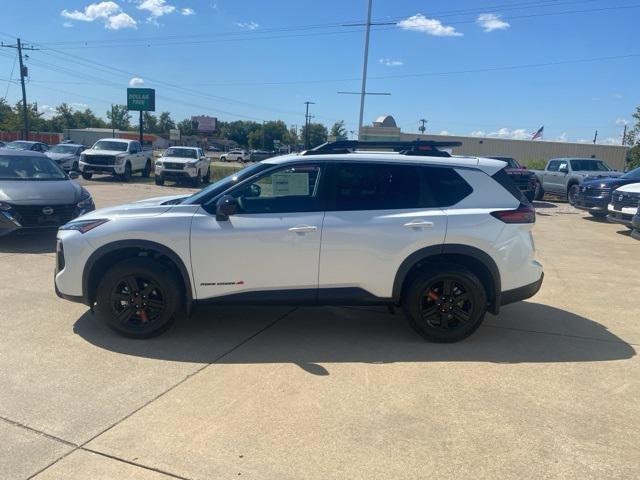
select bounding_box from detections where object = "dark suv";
[575,166,640,218]
[489,157,537,202]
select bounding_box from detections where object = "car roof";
[168,146,198,149]
[0,149,47,157]
[550,157,603,161]
[262,152,506,174]
[8,140,40,144]
[54,143,83,147]
[97,138,131,143]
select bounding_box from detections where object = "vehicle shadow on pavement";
[0,231,57,253]
[532,201,558,209]
[73,301,635,375]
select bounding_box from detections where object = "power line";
[2,51,17,100]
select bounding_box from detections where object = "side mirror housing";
[216,195,238,221]
[559,165,569,173]
[69,171,79,179]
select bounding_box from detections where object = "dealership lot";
[1,181,639,480]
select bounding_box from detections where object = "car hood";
[46,152,77,162]
[583,176,635,187]
[84,149,125,156]
[0,179,81,204]
[614,182,640,194]
[159,156,197,163]
[134,194,191,205]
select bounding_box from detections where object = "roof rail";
[301,140,462,157]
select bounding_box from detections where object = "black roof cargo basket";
[302,140,462,157]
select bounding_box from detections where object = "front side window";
[230,164,322,214]
[547,161,560,172]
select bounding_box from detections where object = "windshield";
[184,162,270,205]
[622,166,640,180]
[570,159,611,172]
[50,145,80,154]
[165,148,198,159]
[5,141,34,151]
[0,155,67,180]
[93,141,128,152]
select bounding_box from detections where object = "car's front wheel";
[141,160,151,178]
[403,264,487,342]
[568,184,580,205]
[95,258,181,338]
[81,171,93,180]
[203,167,211,184]
[121,162,132,182]
[155,175,164,186]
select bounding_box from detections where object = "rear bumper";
[500,273,544,307]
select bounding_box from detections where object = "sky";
[1,0,639,144]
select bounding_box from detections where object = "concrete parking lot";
[1,180,638,480]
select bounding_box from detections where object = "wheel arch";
[392,244,502,314]
[82,240,193,315]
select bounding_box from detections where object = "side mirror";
[216,195,239,221]
[69,171,79,179]
[559,165,569,173]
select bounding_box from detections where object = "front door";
[190,163,325,300]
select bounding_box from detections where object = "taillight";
[491,203,535,224]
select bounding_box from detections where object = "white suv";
[219,149,246,162]
[55,141,543,342]
[155,147,211,186]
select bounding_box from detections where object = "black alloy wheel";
[403,264,487,342]
[109,275,165,329]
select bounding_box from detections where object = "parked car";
[0,141,5,148]
[3,140,49,153]
[607,183,640,229]
[488,156,537,202]
[154,147,211,187]
[0,150,94,236]
[248,150,275,162]
[631,202,640,240]
[55,140,543,342]
[219,149,247,162]
[531,158,623,204]
[46,143,85,172]
[575,166,640,218]
[79,138,152,181]
[206,146,221,152]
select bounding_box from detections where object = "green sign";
[127,88,155,112]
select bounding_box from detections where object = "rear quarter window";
[492,168,528,203]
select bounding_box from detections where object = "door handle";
[403,220,434,229]
[288,225,318,233]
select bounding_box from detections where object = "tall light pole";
[357,0,373,137]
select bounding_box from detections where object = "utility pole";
[593,130,598,145]
[418,119,428,135]
[358,0,373,137]
[304,101,315,149]
[1,38,38,140]
[139,111,143,146]
[111,105,116,138]
[622,124,627,145]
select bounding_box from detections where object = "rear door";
[318,162,449,300]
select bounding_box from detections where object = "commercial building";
[360,115,629,171]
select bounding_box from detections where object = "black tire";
[72,161,79,172]
[155,175,164,186]
[534,182,544,201]
[192,170,202,187]
[141,160,151,178]
[203,167,211,184]
[82,171,93,180]
[589,211,607,218]
[402,264,487,343]
[121,162,132,182]
[219,156,226,162]
[95,258,181,338]
[568,184,580,206]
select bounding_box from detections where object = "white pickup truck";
[79,138,152,182]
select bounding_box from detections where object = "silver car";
[46,143,85,172]
[0,150,95,237]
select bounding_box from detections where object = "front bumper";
[155,167,198,179]
[607,208,635,227]
[80,161,125,175]
[501,273,544,306]
[574,195,609,212]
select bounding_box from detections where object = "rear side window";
[492,168,528,203]
[329,163,472,211]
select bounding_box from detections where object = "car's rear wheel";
[568,184,580,205]
[403,264,487,342]
[141,160,151,178]
[81,171,93,180]
[95,258,181,338]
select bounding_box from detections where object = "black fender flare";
[392,244,502,313]
[82,240,193,314]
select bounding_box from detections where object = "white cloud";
[470,130,486,137]
[476,13,510,32]
[61,2,136,29]
[235,21,259,30]
[181,7,195,16]
[557,132,568,142]
[61,1,121,22]
[129,77,144,86]
[486,127,530,140]
[39,105,57,119]
[379,58,403,67]
[601,137,620,145]
[397,14,462,37]
[137,0,175,18]
[106,12,137,29]
[70,102,89,109]
[612,93,623,99]
[439,130,451,136]
[616,118,629,126]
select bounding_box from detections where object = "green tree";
[143,112,158,134]
[300,122,328,149]
[330,120,348,140]
[624,106,640,169]
[178,118,194,136]
[158,111,175,134]
[247,120,289,149]
[219,120,261,147]
[0,99,18,131]
[106,105,131,130]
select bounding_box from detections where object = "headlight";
[115,155,125,164]
[59,218,109,234]
[80,154,86,161]
[155,160,163,167]
[185,161,197,168]
[0,201,12,211]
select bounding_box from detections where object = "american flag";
[531,126,544,140]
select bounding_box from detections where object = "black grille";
[10,204,78,227]
[582,186,611,197]
[83,155,115,165]
[612,192,640,210]
[164,162,185,170]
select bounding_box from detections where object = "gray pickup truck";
[531,158,623,204]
